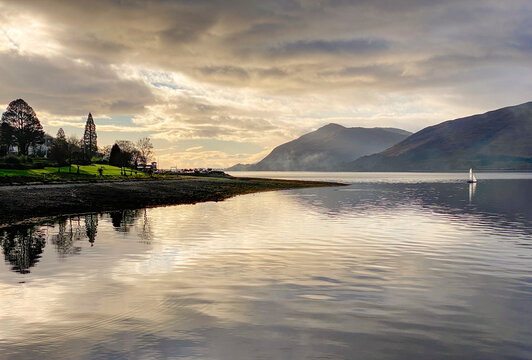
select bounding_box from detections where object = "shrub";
[4,154,21,165]
[0,155,52,169]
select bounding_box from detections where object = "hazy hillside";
[347,101,532,171]
[228,124,411,171]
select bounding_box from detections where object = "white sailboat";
[467,168,477,183]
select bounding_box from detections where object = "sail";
[468,168,477,182]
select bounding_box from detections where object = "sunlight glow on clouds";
[0,4,62,56]
[0,0,531,168]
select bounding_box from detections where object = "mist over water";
[1,172,532,359]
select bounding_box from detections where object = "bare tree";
[136,137,153,164]
[1,99,44,155]
[56,127,66,140]
[115,140,135,154]
[101,144,113,159]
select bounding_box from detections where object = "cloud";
[0,51,155,116]
[0,0,531,168]
[185,146,204,152]
[155,148,266,169]
[197,66,250,82]
[271,38,390,57]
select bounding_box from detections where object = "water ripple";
[0,174,531,359]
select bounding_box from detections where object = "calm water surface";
[1,172,532,359]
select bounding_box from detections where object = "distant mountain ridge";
[228,124,411,171]
[347,101,532,171]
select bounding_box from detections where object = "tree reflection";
[84,214,98,246]
[108,209,152,243]
[109,209,141,233]
[0,225,46,274]
[138,209,152,244]
[51,217,83,256]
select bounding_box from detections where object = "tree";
[0,122,14,156]
[56,127,66,141]
[1,99,44,155]
[82,113,97,161]
[48,128,69,165]
[109,144,122,167]
[66,135,82,172]
[101,144,113,159]
[115,140,135,154]
[130,149,141,167]
[114,140,138,167]
[136,137,153,164]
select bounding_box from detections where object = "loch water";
[1,172,532,359]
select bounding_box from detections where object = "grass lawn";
[0,164,148,180]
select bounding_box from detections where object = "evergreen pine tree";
[82,113,97,162]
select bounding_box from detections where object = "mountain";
[227,124,411,171]
[226,163,253,171]
[347,101,532,171]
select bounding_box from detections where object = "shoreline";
[0,176,345,227]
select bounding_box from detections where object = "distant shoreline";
[227,169,532,173]
[0,176,345,226]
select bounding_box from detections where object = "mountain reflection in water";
[295,179,532,234]
[0,172,531,360]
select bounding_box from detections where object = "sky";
[0,0,531,168]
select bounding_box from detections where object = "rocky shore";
[0,176,344,226]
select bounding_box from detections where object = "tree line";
[0,98,153,169]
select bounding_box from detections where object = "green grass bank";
[0,164,148,184]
